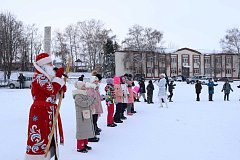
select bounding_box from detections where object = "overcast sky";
[2,0,240,50]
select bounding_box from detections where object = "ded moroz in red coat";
[25,53,65,160]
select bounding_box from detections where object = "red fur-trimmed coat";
[25,73,64,160]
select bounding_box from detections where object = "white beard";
[42,64,55,80]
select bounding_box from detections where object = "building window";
[215,68,221,74]
[171,57,177,63]
[205,68,211,74]
[204,57,210,64]
[215,57,221,63]
[159,56,165,64]
[147,67,153,73]
[183,57,188,63]
[194,68,200,74]
[226,57,232,65]
[226,69,232,74]
[193,56,200,63]
[171,68,177,74]
[159,67,166,74]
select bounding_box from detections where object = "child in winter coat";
[207,78,218,101]
[113,76,124,123]
[105,78,117,127]
[126,77,134,115]
[146,80,154,104]
[221,80,233,101]
[87,75,103,142]
[73,81,97,153]
[120,76,129,119]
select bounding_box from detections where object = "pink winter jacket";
[87,86,103,115]
[127,80,134,103]
[114,76,123,103]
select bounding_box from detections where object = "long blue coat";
[207,82,218,94]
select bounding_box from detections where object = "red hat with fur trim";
[33,53,53,80]
[35,53,52,66]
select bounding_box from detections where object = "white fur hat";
[90,76,98,83]
[160,73,165,78]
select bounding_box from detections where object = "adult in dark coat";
[168,80,176,102]
[146,80,154,104]
[195,80,202,101]
[221,80,233,101]
[18,73,25,89]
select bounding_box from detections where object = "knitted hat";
[96,74,103,81]
[74,81,85,89]
[106,78,113,85]
[33,53,53,80]
[90,76,98,83]
[113,76,120,84]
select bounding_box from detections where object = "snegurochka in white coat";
[156,74,168,108]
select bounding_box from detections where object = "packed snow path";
[1,81,240,160]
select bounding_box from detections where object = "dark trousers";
[147,93,153,103]
[120,103,127,118]
[224,93,229,101]
[131,103,136,112]
[114,103,123,121]
[209,94,213,101]
[168,91,173,100]
[19,82,23,89]
[196,93,200,101]
[92,114,99,134]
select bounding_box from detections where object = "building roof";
[117,47,237,55]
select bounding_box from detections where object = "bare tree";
[25,24,42,64]
[77,19,115,71]
[52,31,68,68]
[65,24,79,68]
[0,12,24,80]
[220,28,240,77]
[122,24,164,74]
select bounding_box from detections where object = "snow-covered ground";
[1,80,240,160]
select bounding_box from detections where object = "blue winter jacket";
[207,82,218,94]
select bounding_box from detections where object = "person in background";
[78,74,84,81]
[168,80,176,102]
[195,80,202,101]
[138,78,147,102]
[105,78,117,127]
[25,53,66,160]
[18,73,25,89]
[221,80,233,101]
[157,74,168,108]
[73,81,97,153]
[207,78,218,101]
[146,80,154,104]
